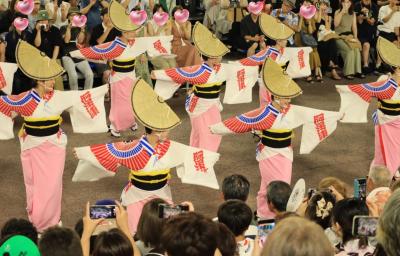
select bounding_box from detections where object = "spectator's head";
[361,0,371,5]
[67,7,81,22]
[282,0,295,12]
[391,179,400,192]
[160,212,221,256]
[266,181,292,214]
[152,3,167,14]
[305,191,336,229]
[331,198,369,244]
[92,229,133,256]
[39,227,83,256]
[136,198,167,248]
[318,0,331,12]
[171,6,184,20]
[221,174,250,202]
[0,235,40,256]
[36,10,52,31]
[215,223,237,256]
[339,0,354,14]
[377,189,400,256]
[367,166,392,193]
[1,218,38,244]
[33,0,40,13]
[318,177,348,200]
[262,217,335,256]
[217,199,253,237]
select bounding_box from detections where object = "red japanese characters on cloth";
[80,91,99,118]
[187,95,199,113]
[297,49,305,69]
[237,69,246,91]
[0,68,6,90]
[193,150,208,172]
[153,40,167,54]
[314,113,328,141]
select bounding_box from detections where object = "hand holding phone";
[158,204,189,218]
[257,219,275,247]
[354,178,367,200]
[352,215,378,237]
[90,205,116,219]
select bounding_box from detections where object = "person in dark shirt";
[80,0,109,31]
[239,12,267,56]
[60,7,94,90]
[32,9,64,90]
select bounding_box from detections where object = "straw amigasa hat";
[16,40,64,80]
[109,0,142,32]
[259,13,294,40]
[192,22,230,58]
[262,58,302,98]
[131,79,181,131]
[377,36,400,68]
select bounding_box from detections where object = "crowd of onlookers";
[2,165,400,256]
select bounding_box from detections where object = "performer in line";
[0,41,108,231]
[72,78,220,234]
[70,0,174,137]
[336,37,400,177]
[210,59,341,219]
[151,22,259,152]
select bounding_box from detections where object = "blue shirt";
[80,0,105,31]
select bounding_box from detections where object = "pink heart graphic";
[13,17,29,31]
[129,10,147,26]
[16,0,34,15]
[153,11,169,26]
[299,4,317,19]
[247,1,263,15]
[72,15,87,27]
[174,9,189,23]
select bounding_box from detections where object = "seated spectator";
[315,0,341,80]
[375,0,400,73]
[239,10,266,56]
[367,165,392,193]
[262,180,292,219]
[261,216,335,256]
[170,6,202,67]
[46,0,69,29]
[218,200,255,256]
[376,189,400,256]
[1,218,38,244]
[271,0,300,46]
[28,0,41,32]
[0,0,17,34]
[147,4,177,70]
[334,0,364,79]
[135,198,167,255]
[220,0,248,46]
[297,0,323,82]
[318,176,348,201]
[61,7,94,90]
[80,0,109,31]
[331,198,374,255]
[92,229,134,256]
[39,227,83,256]
[203,0,222,30]
[89,8,121,84]
[32,10,64,90]
[354,0,378,73]
[304,191,336,229]
[221,174,251,202]
[160,212,236,256]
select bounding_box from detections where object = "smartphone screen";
[257,219,275,247]
[352,216,378,237]
[90,205,116,219]
[354,178,367,200]
[158,204,189,218]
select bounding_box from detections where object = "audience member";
[271,0,300,46]
[39,226,83,256]
[354,0,378,73]
[218,200,254,256]
[80,0,109,31]
[334,0,364,79]
[0,235,40,256]
[332,198,374,255]
[222,0,248,47]
[170,6,202,67]
[367,165,392,193]
[0,0,7,11]
[318,176,348,201]
[263,180,291,219]
[28,0,41,32]
[1,218,38,244]
[60,7,94,90]
[46,0,69,28]
[376,189,400,256]
[32,9,64,90]
[92,228,133,256]
[304,191,336,229]
[239,8,266,56]
[222,174,251,202]
[0,0,18,34]
[261,216,335,256]
[147,4,177,70]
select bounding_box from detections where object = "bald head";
[368,166,392,191]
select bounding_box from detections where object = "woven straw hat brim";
[193,22,229,58]
[109,0,141,32]
[377,36,400,68]
[16,40,64,80]
[262,58,302,98]
[131,79,181,131]
[259,14,294,40]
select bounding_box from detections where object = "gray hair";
[369,165,392,188]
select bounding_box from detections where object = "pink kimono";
[210,102,340,219]
[336,76,400,176]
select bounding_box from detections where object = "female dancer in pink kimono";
[336,37,400,177]
[0,41,108,232]
[210,59,341,219]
